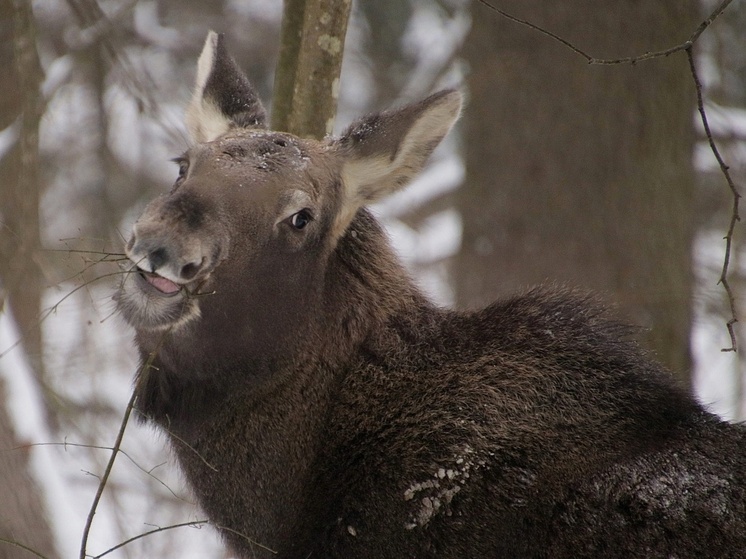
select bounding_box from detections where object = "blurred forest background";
[0,0,745,557]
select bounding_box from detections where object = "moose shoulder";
[116,31,746,559]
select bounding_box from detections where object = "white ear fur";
[334,90,462,235]
[186,31,231,143]
[185,32,268,142]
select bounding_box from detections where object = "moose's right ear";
[185,31,267,143]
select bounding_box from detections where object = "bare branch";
[78,312,195,557]
[79,391,137,559]
[475,0,741,349]
[133,406,219,473]
[473,0,591,61]
[687,0,735,46]
[0,269,132,360]
[89,519,278,559]
[6,441,190,502]
[212,522,278,555]
[89,521,208,559]
[475,0,735,65]
[687,47,741,352]
[0,538,50,559]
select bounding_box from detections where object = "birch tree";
[272,0,352,138]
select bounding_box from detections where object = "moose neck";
[320,209,425,359]
[133,209,423,435]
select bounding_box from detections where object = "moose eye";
[171,157,189,190]
[289,210,312,230]
[177,159,189,180]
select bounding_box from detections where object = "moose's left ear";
[332,89,462,234]
[186,31,267,143]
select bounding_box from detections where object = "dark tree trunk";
[455,1,698,386]
[0,0,45,383]
[0,5,57,559]
[0,381,58,559]
[272,0,352,138]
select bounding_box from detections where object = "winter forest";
[1,0,745,557]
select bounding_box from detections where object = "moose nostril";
[180,260,203,281]
[148,247,168,271]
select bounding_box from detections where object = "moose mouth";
[137,268,183,296]
[116,262,203,332]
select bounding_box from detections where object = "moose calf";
[116,32,746,558]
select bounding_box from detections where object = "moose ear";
[334,89,462,232]
[185,31,267,143]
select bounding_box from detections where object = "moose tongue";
[146,273,181,294]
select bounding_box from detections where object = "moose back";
[116,32,746,558]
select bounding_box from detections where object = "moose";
[116,32,746,558]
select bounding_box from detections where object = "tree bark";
[0,4,58,556]
[0,0,45,381]
[455,1,698,385]
[0,381,58,559]
[271,0,352,138]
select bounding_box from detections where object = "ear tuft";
[333,89,462,234]
[186,31,267,143]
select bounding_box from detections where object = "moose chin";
[115,31,746,559]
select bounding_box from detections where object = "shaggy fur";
[117,32,746,559]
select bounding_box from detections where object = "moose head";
[117,32,460,350]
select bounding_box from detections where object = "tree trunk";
[0,4,58,556]
[455,1,698,385]
[272,0,352,138]
[0,0,45,382]
[0,381,58,559]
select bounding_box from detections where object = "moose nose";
[128,238,170,274]
[147,247,168,271]
[128,232,206,282]
[179,259,204,280]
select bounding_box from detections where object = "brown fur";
[116,32,746,558]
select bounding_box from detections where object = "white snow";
[0,312,80,557]
[0,282,225,558]
[134,1,181,49]
[0,118,20,162]
[691,229,743,421]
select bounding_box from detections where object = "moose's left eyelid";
[168,155,190,193]
[175,158,189,175]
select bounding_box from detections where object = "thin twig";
[45,248,126,256]
[475,0,735,65]
[89,520,208,558]
[78,318,178,559]
[477,0,741,348]
[0,538,50,559]
[79,391,136,559]
[474,0,591,61]
[133,406,219,472]
[89,519,277,558]
[687,47,741,352]
[213,522,278,555]
[6,441,189,502]
[63,0,187,144]
[0,269,133,360]
[55,252,126,286]
[687,0,736,46]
